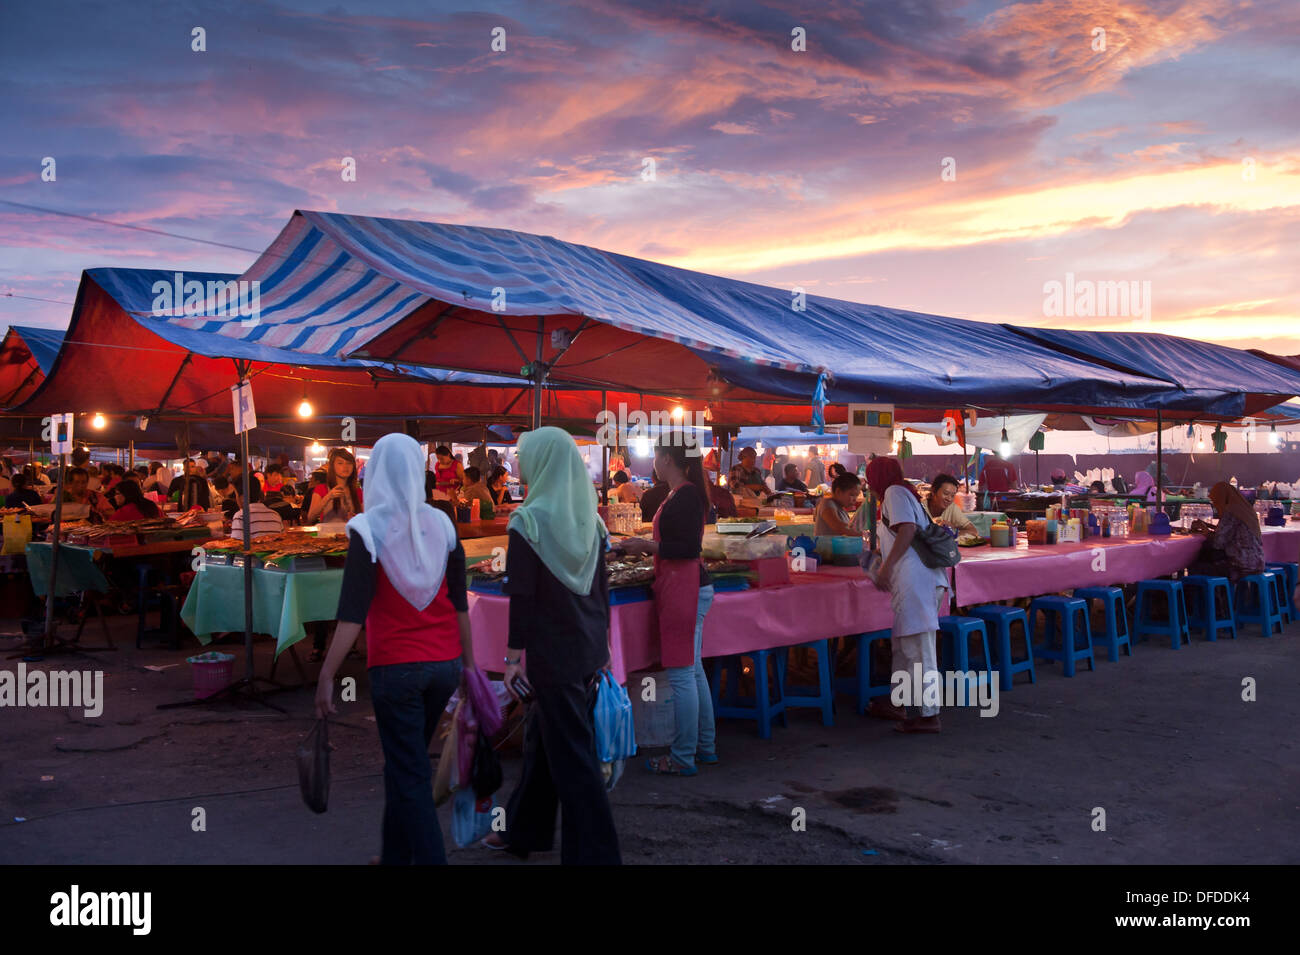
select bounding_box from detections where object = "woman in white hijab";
[315,433,475,865]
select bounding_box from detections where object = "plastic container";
[830,535,864,565]
[187,651,235,699]
[721,534,788,561]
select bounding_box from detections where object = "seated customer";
[925,472,975,535]
[460,466,497,519]
[610,470,643,504]
[110,480,161,521]
[230,478,284,539]
[1188,481,1265,583]
[729,447,767,497]
[776,463,809,493]
[5,471,44,508]
[814,474,863,536]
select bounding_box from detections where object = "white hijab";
[346,433,456,611]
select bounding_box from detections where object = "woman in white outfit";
[865,457,949,733]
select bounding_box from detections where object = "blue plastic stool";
[1073,586,1133,661]
[1234,573,1283,637]
[1264,562,1296,624]
[1134,580,1191,649]
[937,616,994,705]
[709,649,788,739]
[1028,595,1096,676]
[1263,561,1294,621]
[1181,575,1236,641]
[776,639,835,727]
[832,629,893,714]
[968,605,1036,691]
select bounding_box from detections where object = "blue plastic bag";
[594,672,637,763]
[451,789,496,848]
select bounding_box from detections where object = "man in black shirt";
[639,467,670,521]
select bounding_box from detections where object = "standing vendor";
[926,473,975,535]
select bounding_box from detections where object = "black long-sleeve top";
[656,483,711,586]
[503,530,609,687]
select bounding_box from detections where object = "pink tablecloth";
[953,535,1204,606]
[468,573,893,683]
[1262,526,1300,563]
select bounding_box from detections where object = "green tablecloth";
[25,543,111,597]
[180,563,343,656]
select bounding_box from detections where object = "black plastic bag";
[297,718,330,814]
[470,729,501,799]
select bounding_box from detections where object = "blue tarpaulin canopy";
[11,326,64,374]
[1007,326,1300,419]
[207,210,1227,417]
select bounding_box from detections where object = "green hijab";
[508,427,607,595]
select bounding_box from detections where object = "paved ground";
[1,610,1297,865]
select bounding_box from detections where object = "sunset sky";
[2,0,1298,355]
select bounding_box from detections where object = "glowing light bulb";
[297,399,313,418]
[999,427,1011,459]
[671,406,685,420]
[1269,424,1280,446]
[91,413,106,430]
[310,442,324,454]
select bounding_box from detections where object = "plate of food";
[957,534,987,547]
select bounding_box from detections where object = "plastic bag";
[462,666,504,736]
[433,702,460,806]
[450,789,496,849]
[594,672,637,763]
[471,729,502,799]
[296,718,330,814]
[2,514,32,556]
[455,693,478,785]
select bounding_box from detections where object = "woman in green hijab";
[485,427,622,864]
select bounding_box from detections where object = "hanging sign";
[847,403,895,455]
[49,413,74,455]
[231,380,257,434]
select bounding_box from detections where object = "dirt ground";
[1,607,1297,866]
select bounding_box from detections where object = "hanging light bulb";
[671,405,685,421]
[91,413,106,430]
[309,441,324,454]
[298,397,313,418]
[1269,423,1280,446]
[1197,426,1206,450]
[999,426,1011,459]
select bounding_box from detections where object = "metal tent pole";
[1156,410,1164,508]
[40,453,67,653]
[531,318,545,431]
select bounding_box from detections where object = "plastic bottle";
[470,498,481,521]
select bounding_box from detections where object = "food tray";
[469,576,507,594]
[715,522,763,535]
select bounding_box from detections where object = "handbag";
[470,729,502,799]
[881,496,961,569]
[296,718,330,814]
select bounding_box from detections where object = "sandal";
[644,755,698,776]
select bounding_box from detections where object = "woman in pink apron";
[621,438,715,775]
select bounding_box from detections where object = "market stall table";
[953,534,1204,606]
[467,569,894,683]
[181,563,343,663]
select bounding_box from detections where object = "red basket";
[191,657,234,699]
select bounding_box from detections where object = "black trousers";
[503,673,622,865]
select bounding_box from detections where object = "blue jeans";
[666,585,715,769]
[369,659,462,865]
